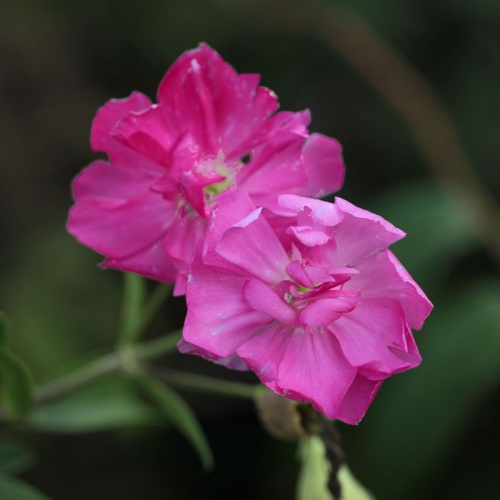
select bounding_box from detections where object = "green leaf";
[0,440,34,474]
[0,311,9,345]
[0,475,50,500]
[0,346,34,418]
[29,377,161,433]
[134,375,214,470]
[121,273,146,345]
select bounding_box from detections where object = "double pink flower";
[68,44,432,423]
[69,43,344,295]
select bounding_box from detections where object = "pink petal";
[243,278,298,325]
[71,160,158,200]
[203,189,258,269]
[102,239,177,282]
[237,325,358,420]
[348,249,433,330]
[333,198,406,266]
[161,211,207,279]
[298,133,345,197]
[299,297,357,327]
[329,298,422,376]
[91,91,151,154]
[334,375,383,424]
[177,340,249,371]
[278,195,343,227]
[236,137,308,207]
[215,208,289,284]
[184,261,272,358]
[112,105,179,167]
[68,162,175,259]
[157,43,279,158]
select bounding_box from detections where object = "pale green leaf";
[135,375,213,470]
[29,377,160,433]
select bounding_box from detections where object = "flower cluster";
[68,44,432,424]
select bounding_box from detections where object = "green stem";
[151,367,259,400]
[35,330,182,404]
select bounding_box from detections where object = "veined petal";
[91,91,151,153]
[102,239,177,282]
[329,298,422,375]
[177,340,249,371]
[299,133,345,197]
[332,198,406,266]
[69,178,175,259]
[334,375,383,425]
[184,261,272,358]
[243,278,298,325]
[237,325,357,420]
[348,249,433,330]
[158,43,279,157]
[215,208,289,284]
[299,298,357,327]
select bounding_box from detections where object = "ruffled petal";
[177,340,249,371]
[243,278,298,325]
[298,133,345,197]
[334,375,383,424]
[348,249,433,330]
[215,208,289,284]
[68,161,175,259]
[157,43,279,158]
[237,325,357,420]
[329,298,422,376]
[102,239,177,282]
[184,261,272,358]
[91,91,151,154]
[332,198,406,266]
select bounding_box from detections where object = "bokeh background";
[1,0,499,498]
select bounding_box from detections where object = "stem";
[151,367,259,400]
[35,330,182,404]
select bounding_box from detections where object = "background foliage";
[1,0,499,498]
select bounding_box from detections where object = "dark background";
[1,0,499,498]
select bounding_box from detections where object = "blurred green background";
[1,0,499,498]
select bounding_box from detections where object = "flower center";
[203,163,233,198]
[276,261,360,327]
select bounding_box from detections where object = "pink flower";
[68,44,344,294]
[180,190,433,424]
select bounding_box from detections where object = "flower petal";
[237,325,357,420]
[333,198,406,266]
[330,298,422,375]
[334,375,383,424]
[177,340,249,371]
[299,133,345,197]
[68,161,175,259]
[243,278,298,325]
[184,261,272,358]
[349,249,433,330]
[215,207,289,284]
